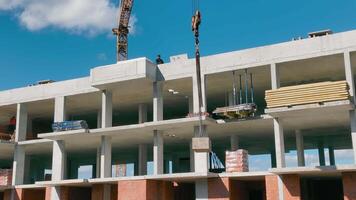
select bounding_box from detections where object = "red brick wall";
[208,178,230,200]
[117,180,173,200]
[3,190,11,200]
[282,175,300,200]
[23,189,45,200]
[92,185,103,200]
[343,172,356,200]
[265,175,279,200]
[111,185,117,200]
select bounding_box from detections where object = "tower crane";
[112,0,134,62]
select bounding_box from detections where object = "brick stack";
[225,150,249,173]
[0,169,12,186]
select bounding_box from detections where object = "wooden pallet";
[265,81,350,108]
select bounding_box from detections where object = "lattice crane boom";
[112,0,134,62]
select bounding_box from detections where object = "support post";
[153,82,164,122]
[153,130,164,175]
[97,110,102,129]
[195,179,208,200]
[271,63,280,90]
[329,146,335,166]
[101,90,113,128]
[344,51,356,165]
[138,104,148,124]
[15,103,28,142]
[230,135,239,151]
[295,130,305,167]
[12,145,25,185]
[100,136,112,178]
[318,142,325,166]
[190,141,195,172]
[273,118,285,168]
[52,141,66,181]
[193,125,210,173]
[138,144,147,175]
[192,74,207,113]
[54,97,66,122]
[96,147,101,178]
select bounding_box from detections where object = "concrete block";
[192,137,211,152]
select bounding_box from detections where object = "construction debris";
[265,81,349,108]
[225,149,249,173]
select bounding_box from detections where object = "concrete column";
[270,63,280,90]
[138,144,147,175]
[192,74,207,113]
[228,91,234,106]
[271,150,277,168]
[100,136,112,178]
[138,104,148,124]
[153,130,164,175]
[318,142,325,166]
[273,118,285,168]
[295,130,305,167]
[97,110,102,129]
[195,179,208,200]
[193,125,210,173]
[344,51,355,102]
[230,135,239,151]
[329,146,335,166]
[54,96,66,122]
[101,90,113,128]
[350,111,356,164]
[52,140,66,181]
[15,103,28,142]
[153,82,164,122]
[96,147,100,178]
[12,145,25,185]
[188,96,194,115]
[190,141,194,172]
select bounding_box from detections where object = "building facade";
[1,30,356,200]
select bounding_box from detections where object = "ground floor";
[1,171,356,200]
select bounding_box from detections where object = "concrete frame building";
[1,29,356,200]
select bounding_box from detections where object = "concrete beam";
[153,130,164,175]
[100,136,112,178]
[54,97,66,122]
[101,90,112,128]
[12,145,25,185]
[138,144,147,175]
[295,130,305,167]
[153,82,164,121]
[138,104,148,124]
[270,63,280,90]
[15,103,28,142]
[273,118,285,168]
[230,135,239,151]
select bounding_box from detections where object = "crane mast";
[112,0,134,62]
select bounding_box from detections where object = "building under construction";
[1,29,356,200]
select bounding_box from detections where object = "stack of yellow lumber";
[265,81,350,108]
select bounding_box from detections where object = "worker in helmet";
[156,55,164,64]
[192,10,201,36]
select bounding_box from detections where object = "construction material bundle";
[265,81,350,108]
[225,150,249,173]
[0,169,12,186]
[52,120,89,132]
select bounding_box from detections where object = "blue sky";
[0,0,356,90]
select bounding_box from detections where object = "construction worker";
[156,55,164,64]
[192,10,201,37]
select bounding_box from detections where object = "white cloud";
[0,0,137,35]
